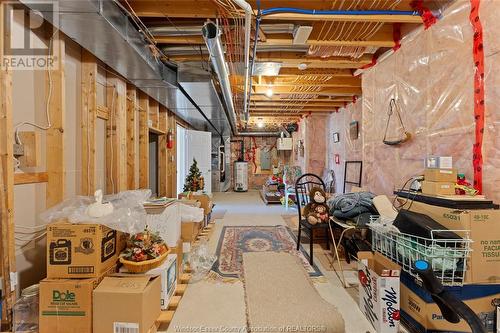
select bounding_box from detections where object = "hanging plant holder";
[383,98,412,146]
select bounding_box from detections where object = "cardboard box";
[421,181,456,196]
[424,168,458,182]
[39,278,95,333]
[400,272,500,333]
[358,252,401,333]
[172,238,183,276]
[93,275,161,333]
[39,264,115,333]
[404,201,500,284]
[119,255,177,310]
[178,193,212,215]
[181,220,202,243]
[46,221,124,279]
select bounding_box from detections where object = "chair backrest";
[294,173,326,221]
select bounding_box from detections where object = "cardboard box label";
[113,322,139,333]
[47,222,123,279]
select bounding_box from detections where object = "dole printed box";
[358,252,401,333]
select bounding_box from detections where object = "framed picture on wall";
[349,121,359,140]
[333,132,340,143]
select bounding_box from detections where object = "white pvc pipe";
[233,0,252,123]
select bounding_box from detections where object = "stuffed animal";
[303,187,330,225]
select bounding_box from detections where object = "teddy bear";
[303,187,330,225]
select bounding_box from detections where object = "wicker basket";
[119,248,171,273]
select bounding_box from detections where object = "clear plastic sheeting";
[40,190,150,234]
[188,240,217,282]
[361,0,485,198]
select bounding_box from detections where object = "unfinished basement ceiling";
[123,0,451,130]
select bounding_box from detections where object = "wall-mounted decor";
[333,132,340,143]
[349,121,359,140]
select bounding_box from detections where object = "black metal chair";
[294,173,332,265]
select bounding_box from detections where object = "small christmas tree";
[183,158,205,192]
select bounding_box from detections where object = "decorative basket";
[119,247,171,273]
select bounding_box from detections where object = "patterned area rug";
[210,225,323,281]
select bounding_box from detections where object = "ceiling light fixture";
[298,63,308,71]
[265,87,273,98]
[257,118,265,128]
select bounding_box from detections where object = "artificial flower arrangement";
[120,229,170,272]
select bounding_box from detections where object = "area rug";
[243,252,345,333]
[210,225,323,281]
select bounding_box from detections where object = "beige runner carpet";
[242,252,345,333]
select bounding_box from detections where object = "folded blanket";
[327,192,377,219]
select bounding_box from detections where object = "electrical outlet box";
[18,131,40,167]
[13,143,24,156]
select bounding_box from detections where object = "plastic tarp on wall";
[361,0,499,202]
[327,101,363,194]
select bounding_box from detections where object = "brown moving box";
[404,200,500,284]
[421,181,455,196]
[400,272,500,332]
[46,221,125,279]
[424,168,457,182]
[39,265,115,333]
[181,220,202,243]
[93,275,161,333]
[178,193,212,215]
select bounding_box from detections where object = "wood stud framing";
[81,50,98,196]
[138,92,150,189]
[126,85,137,190]
[46,34,65,208]
[0,2,15,323]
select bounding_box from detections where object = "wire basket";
[368,216,473,286]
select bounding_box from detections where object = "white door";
[185,129,212,194]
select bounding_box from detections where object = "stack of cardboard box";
[39,221,125,333]
[421,156,457,196]
[397,195,500,332]
[39,220,170,333]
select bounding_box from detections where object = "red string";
[469,0,485,194]
[411,0,437,29]
[393,23,402,51]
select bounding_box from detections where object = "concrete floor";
[165,191,377,333]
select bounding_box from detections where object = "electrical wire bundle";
[308,0,403,59]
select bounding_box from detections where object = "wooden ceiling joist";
[250,107,337,112]
[259,13,422,24]
[250,102,345,107]
[254,76,361,87]
[276,68,353,76]
[253,86,361,95]
[250,95,354,102]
